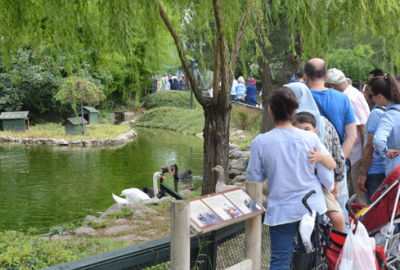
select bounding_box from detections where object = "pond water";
[0,128,204,233]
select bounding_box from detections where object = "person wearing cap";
[245,78,257,106]
[171,76,181,90]
[325,68,370,205]
[162,76,171,90]
[305,58,357,232]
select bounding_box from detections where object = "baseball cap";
[326,68,347,85]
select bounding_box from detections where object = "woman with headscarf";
[285,82,346,232]
[245,78,257,106]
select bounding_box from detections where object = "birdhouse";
[78,106,99,125]
[65,117,88,136]
[0,111,29,132]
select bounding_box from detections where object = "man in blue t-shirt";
[305,58,357,232]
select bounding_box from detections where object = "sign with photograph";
[189,187,265,234]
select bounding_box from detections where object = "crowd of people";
[247,58,400,269]
[156,74,186,91]
[230,76,258,106]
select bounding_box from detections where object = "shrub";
[107,208,135,219]
[230,106,262,135]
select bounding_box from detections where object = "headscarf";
[284,82,325,142]
[248,78,256,86]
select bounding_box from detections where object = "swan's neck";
[217,169,225,184]
[173,165,178,179]
[153,175,159,195]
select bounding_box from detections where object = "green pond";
[0,128,204,233]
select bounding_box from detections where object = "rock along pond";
[0,127,204,233]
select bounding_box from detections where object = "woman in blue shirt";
[370,74,400,176]
[247,87,333,269]
[245,78,257,106]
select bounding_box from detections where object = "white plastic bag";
[299,210,316,253]
[336,220,376,270]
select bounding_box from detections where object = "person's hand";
[307,146,323,164]
[357,174,368,193]
[330,182,339,198]
[386,149,400,159]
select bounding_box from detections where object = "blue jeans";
[365,173,385,204]
[269,221,305,270]
[336,172,350,233]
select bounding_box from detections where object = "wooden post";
[170,200,190,270]
[245,182,262,270]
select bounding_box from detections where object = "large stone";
[235,130,244,135]
[99,204,125,219]
[83,215,97,225]
[124,201,158,214]
[244,145,251,151]
[230,158,249,171]
[114,218,129,225]
[229,143,240,150]
[74,226,98,237]
[233,175,247,183]
[104,225,137,236]
[230,150,247,159]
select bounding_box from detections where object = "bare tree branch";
[157,1,206,106]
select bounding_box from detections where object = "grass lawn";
[0,123,131,140]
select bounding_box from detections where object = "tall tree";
[253,0,400,133]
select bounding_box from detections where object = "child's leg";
[326,210,345,233]
[323,187,345,233]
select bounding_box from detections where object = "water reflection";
[0,128,204,232]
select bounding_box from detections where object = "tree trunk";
[258,33,303,133]
[158,0,252,195]
[202,103,231,194]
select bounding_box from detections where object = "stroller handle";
[302,190,316,214]
[346,194,357,219]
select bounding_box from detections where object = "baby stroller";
[293,190,388,270]
[348,164,400,269]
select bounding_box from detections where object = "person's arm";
[342,122,357,159]
[315,161,334,191]
[373,115,393,158]
[357,124,366,152]
[307,146,336,169]
[358,133,374,193]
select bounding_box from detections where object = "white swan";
[213,165,237,193]
[112,172,165,204]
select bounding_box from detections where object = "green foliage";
[87,220,108,229]
[137,107,204,135]
[143,90,201,110]
[0,49,64,114]
[0,231,127,269]
[56,76,105,107]
[325,45,375,82]
[106,208,135,219]
[49,222,80,235]
[230,106,262,135]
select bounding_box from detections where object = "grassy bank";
[137,91,263,139]
[0,123,131,140]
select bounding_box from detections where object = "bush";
[230,106,262,135]
[142,90,201,110]
[0,231,127,269]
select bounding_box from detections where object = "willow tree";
[252,0,400,133]
[0,0,257,194]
